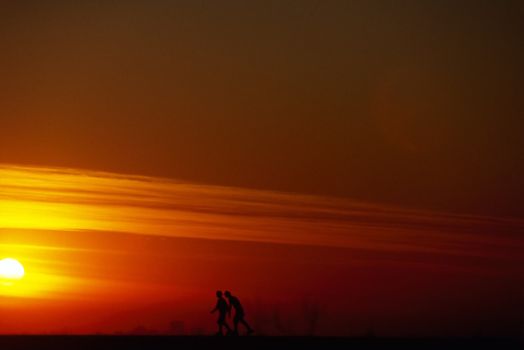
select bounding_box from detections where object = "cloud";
[1,164,523,262]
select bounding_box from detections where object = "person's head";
[216,290,223,298]
[224,290,231,298]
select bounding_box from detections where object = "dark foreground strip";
[0,336,521,350]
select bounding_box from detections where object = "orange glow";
[0,165,523,335]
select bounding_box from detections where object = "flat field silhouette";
[0,336,521,350]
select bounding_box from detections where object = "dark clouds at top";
[1,0,523,217]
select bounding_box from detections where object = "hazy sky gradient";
[1,1,523,336]
[1,0,523,217]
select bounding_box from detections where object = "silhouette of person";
[224,290,254,335]
[210,290,232,336]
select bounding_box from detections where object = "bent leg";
[240,318,253,332]
[233,317,240,335]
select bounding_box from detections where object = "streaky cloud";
[1,164,523,263]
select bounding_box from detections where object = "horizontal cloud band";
[1,164,522,262]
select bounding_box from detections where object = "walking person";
[224,290,254,335]
[211,290,232,336]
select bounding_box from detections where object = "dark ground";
[0,336,522,350]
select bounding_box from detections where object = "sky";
[1,165,522,335]
[1,0,523,217]
[0,0,523,336]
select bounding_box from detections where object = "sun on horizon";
[0,258,25,281]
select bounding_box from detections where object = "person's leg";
[233,317,240,335]
[217,317,226,335]
[223,320,232,334]
[240,318,254,333]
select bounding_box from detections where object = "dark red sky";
[1,0,523,217]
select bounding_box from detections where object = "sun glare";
[0,258,25,280]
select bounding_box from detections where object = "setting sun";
[0,258,25,280]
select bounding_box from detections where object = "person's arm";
[211,301,219,313]
[227,303,232,318]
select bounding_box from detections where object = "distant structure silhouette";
[225,290,254,335]
[210,290,232,336]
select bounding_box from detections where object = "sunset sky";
[1,0,523,336]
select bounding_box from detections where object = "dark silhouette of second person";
[224,290,254,335]
[211,290,232,336]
